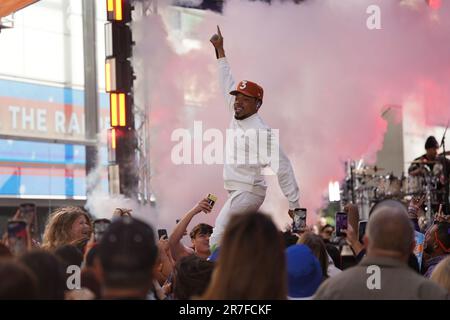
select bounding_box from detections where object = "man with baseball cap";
[97,217,158,299]
[208,26,301,249]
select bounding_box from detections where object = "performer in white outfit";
[209,26,300,249]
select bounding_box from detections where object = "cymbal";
[355,165,384,170]
[354,166,385,174]
[409,160,438,164]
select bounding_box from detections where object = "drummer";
[408,136,450,212]
[408,136,441,177]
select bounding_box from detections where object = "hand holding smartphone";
[7,220,29,255]
[158,229,168,240]
[206,194,217,208]
[16,203,37,237]
[335,212,348,237]
[196,194,217,214]
[292,208,307,233]
[358,220,368,244]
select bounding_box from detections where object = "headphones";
[256,100,262,109]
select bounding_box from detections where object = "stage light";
[105,57,133,92]
[106,0,131,23]
[110,93,131,127]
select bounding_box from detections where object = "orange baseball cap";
[230,80,264,102]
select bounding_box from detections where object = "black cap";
[98,217,157,280]
[425,136,439,150]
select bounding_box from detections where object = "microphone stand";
[440,122,449,216]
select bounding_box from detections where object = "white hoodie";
[218,57,300,210]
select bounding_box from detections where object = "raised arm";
[407,195,425,232]
[210,26,236,109]
[277,146,301,210]
[168,198,212,261]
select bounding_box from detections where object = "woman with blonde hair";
[202,212,287,300]
[42,207,92,251]
[431,255,450,293]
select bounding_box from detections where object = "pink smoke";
[131,0,450,230]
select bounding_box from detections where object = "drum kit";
[342,160,445,220]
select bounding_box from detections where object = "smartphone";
[358,220,368,244]
[292,208,307,233]
[335,212,348,237]
[207,194,217,208]
[158,229,168,239]
[7,220,28,255]
[93,219,111,243]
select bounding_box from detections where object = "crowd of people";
[0,194,449,300]
[1,26,449,300]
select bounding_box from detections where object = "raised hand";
[408,194,425,219]
[191,198,213,215]
[210,25,225,58]
[210,25,223,49]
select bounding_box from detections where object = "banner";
[0,78,109,142]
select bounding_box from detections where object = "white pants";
[209,190,265,248]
